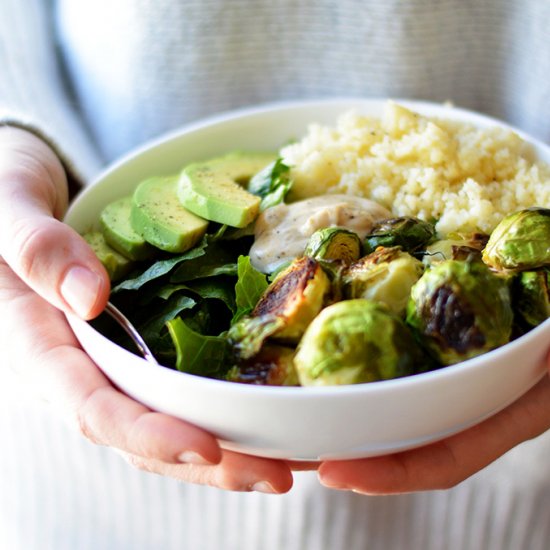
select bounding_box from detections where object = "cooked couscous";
[281,102,550,235]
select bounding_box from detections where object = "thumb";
[0,127,109,319]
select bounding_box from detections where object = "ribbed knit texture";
[1,1,550,549]
[54,0,550,163]
[0,0,102,180]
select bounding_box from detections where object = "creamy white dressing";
[250,194,391,273]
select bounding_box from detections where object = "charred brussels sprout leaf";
[251,256,331,342]
[226,345,299,386]
[343,247,424,316]
[227,315,286,360]
[406,260,513,365]
[482,207,550,271]
[364,217,436,255]
[294,299,430,386]
[512,269,550,330]
[304,227,362,264]
[228,256,330,359]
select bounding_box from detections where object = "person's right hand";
[0,126,294,494]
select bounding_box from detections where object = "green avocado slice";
[83,231,134,281]
[177,151,275,228]
[100,196,155,261]
[131,176,209,253]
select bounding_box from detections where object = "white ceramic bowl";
[65,99,550,461]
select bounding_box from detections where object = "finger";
[0,263,221,465]
[0,127,109,319]
[117,449,294,494]
[318,373,550,494]
[73,378,222,465]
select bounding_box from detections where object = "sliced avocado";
[178,151,274,228]
[83,231,133,281]
[100,196,156,261]
[131,176,209,253]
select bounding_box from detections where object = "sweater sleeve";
[0,0,103,194]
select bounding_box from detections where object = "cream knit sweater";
[1,1,550,549]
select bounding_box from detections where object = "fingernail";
[251,481,277,494]
[177,451,214,465]
[60,266,103,318]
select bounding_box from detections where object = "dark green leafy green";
[248,158,293,211]
[232,256,269,323]
[112,237,209,292]
[137,294,197,356]
[186,278,237,314]
[169,242,238,283]
[167,316,231,377]
[178,301,213,334]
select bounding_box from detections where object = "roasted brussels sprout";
[294,299,430,386]
[482,207,550,271]
[252,256,330,341]
[304,227,362,264]
[512,269,550,330]
[363,216,436,255]
[406,260,513,365]
[422,233,489,267]
[228,256,331,358]
[226,345,299,386]
[342,247,424,316]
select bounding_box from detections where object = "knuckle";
[75,405,103,446]
[126,413,164,460]
[214,468,245,492]
[73,386,108,447]
[10,218,59,279]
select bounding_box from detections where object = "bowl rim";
[67,97,550,398]
[81,96,550,194]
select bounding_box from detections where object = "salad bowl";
[65,99,550,460]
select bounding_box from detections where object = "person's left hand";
[0,127,302,495]
[318,359,550,494]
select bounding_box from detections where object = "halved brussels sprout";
[482,207,550,271]
[513,269,550,330]
[304,227,362,264]
[406,260,513,365]
[226,345,299,386]
[294,299,430,386]
[363,216,436,255]
[422,233,489,267]
[228,256,331,358]
[252,256,331,341]
[342,247,424,316]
